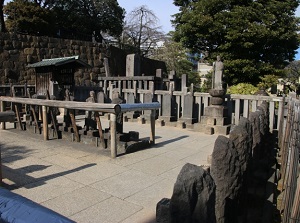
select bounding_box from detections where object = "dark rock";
[156,198,171,223]
[210,136,241,223]
[169,163,216,223]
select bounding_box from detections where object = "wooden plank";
[46,91,58,138]
[0,96,118,113]
[42,105,48,140]
[110,113,117,158]
[1,101,6,130]
[150,109,156,144]
[95,112,106,148]
[27,88,39,130]
[269,101,275,133]
[14,104,23,130]
[69,109,80,142]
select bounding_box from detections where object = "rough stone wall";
[157,102,271,223]
[0,32,126,85]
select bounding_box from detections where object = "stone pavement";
[0,116,218,223]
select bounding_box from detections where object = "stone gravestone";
[124,92,139,121]
[160,93,175,123]
[97,91,105,104]
[126,54,141,77]
[142,93,153,121]
[180,93,194,125]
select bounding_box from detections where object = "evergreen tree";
[172,0,300,86]
[4,0,55,35]
[4,0,125,39]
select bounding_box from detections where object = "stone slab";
[204,106,228,117]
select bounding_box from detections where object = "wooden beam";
[95,112,106,148]
[110,113,117,158]
[69,109,80,142]
[14,104,23,130]
[27,89,39,130]
[42,106,48,140]
[1,101,6,130]
[150,109,156,144]
[46,91,58,138]
[0,96,118,113]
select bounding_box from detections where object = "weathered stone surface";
[156,198,171,223]
[249,111,261,160]
[210,96,224,105]
[204,106,228,117]
[169,163,216,223]
[210,136,241,223]
[209,89,226,97]
[0,33,125,85]
[230,117,252,173]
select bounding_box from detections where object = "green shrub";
[227,83,259,95]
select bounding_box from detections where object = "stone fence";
[157,101,277,222]
[0,82,284,134]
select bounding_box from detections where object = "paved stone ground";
[0,116,218,223]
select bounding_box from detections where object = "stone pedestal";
[194,89,230,135]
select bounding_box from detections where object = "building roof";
[27,56,92,68]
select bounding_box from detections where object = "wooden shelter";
[27,56,91,97]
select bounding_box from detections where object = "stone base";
[179,117,195,125]
[159,116,176,123]
[123,112,139,122]
[204,106,228,117]
[156,119,165,126]
[201,116,229,126]
[176,121,186,129]
[194,123,230,135]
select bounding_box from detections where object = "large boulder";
[210,136,242,223]
[169,163,216,223]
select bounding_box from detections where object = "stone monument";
[84,91,97,131]
[194,56,230,134]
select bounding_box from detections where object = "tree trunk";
[0,0,7,33]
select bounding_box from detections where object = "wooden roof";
[27,56,92,69]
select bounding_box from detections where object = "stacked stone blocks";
[157,102,273,223]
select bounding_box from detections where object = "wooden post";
[42,106,48,140]
[95,111,106,148]
[150,109,156,144]
[27,88,39,130]
[15,104,23,130]
[69,109,80,142]
[1,101,6,130]
[46,90,58,138]
[110,113,117,158]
